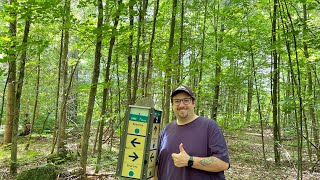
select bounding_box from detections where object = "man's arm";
[192,156,229,172]
[171,143,229,172]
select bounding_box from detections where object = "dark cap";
[171,85,195,100]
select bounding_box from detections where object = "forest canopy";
[0,0,319,179]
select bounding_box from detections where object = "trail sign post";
[117,105,162,180]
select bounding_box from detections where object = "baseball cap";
[171,85,195,100]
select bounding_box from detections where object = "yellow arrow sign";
[125,135,145,150]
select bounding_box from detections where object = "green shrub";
[17,164,60,180]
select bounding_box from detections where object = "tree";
[95,0,121,172]
[80,0,103,173]
[57,0,71,154]
[11,16,31,174]
[163,0,177,126]
[271,0,281,166]
[3,0,17,146]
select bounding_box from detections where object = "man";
[153,85,229,180]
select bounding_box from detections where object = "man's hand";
[171,143,189,167]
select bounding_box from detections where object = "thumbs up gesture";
[171,143,189,167]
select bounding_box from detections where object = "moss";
[17,164,60,180]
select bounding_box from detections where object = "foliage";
[0,0,319,178]
[16,163,60,180]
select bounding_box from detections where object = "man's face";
[172,92,195,120]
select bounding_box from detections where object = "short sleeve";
[207,121,230,163]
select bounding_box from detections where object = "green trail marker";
[117,105,162,180]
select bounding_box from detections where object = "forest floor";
[0,125,319,180]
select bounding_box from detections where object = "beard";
[176,108,189,119]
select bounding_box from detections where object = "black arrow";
[153,126,157,134]
[131,138,141,147]
[129,152,139,161]
[150,153,155,162]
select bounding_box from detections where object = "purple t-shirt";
[156,116,229,180]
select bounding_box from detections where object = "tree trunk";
[246,67,253,122]
[132,0,144,103]
[67,50,79,124]
[25,51,41,150]
[211,1,223,121]
[196,0,208,115]
[144,0,160,97]
[57,0,71,154]
[11,17,30,175]
[283,0,304,177]
[127,0,134,105]
[51,20,64,154]
[0,74,9,128]
[163,0,177,126]
[271,0,280,165]
[303,2,319,161]
[176,0,184,85]
[80,0,103,173]
[96,0,120,172]
[3,0,17,146]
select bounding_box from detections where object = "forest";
[0,0,319,179]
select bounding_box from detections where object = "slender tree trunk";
[303,3,319,160]
[246,16,266,162]
[283,0,303,178]
[211,1,223,121]
[0,74,9,128]
[301,3,312,164]
[271,0,280,165]
[3,0,17,146]
[163,0,177,126]
[11,17,30,175]
[176,0,184,85]
[41,112,51,133]
[80,0,103,173]
[140,0,147,96]
[51,23,64,154]
[25,52,41,150]
[145,0,160,96]
[95,0,120,172]
[67,50,79,124]
[127,0,134,105]
[132,0,145,103]
[57,0,71,154]
[196,0,208,115]
[246,66,253,122]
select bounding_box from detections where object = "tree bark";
[303,2,319,161]
[57,0,71,154]
[96,0,120,172]
[196,0,208,115]
[11,16,30,175]
[127,0,134,105]
[25,52,41,150]
[283,0,304,177]
[163,0,177,126]
[3,0,17,146]
[211,0,223,121]
[144,0,160,97]
[80,0,103,173]
[0,74,9,128]
[51,18,64,154]
[271,0,280,165]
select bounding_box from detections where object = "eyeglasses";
[172,98,193,105]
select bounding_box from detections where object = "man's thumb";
[179,143,185,152]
